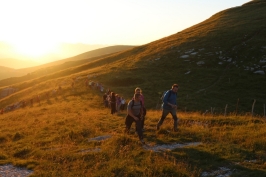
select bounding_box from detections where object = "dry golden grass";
[0,1,266,176]
[0,83,266,176]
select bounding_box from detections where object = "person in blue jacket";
[157,84,179,132]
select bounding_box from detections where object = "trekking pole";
[251,99,256,117]
[224,104,228,117]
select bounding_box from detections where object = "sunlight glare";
[11,40,58,58]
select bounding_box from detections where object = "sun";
[12,40,58,58]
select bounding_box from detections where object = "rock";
[180,55,189,59]
[197,61,205,65]
[253,70,265,75]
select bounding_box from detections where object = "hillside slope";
[0,45,135,82]
[0,1,266,114]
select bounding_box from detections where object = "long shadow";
[163,144,266,177]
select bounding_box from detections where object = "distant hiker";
[125,93,145,144]
[120,97,126,111]
[100,85,104,92]
[116,94,121,113]
[21,100,26,108]
[134,87,146,130]
[156,84,179,132]
[103,93,108,108]
[36,95,40,105]
[85,78,89,89]
[106,88,111,95]
[52,89,57,97]
[45,92,50,100]
[71,78,75,91]
[30,98,34,106]
[110,92,117,114]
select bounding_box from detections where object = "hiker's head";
[134,93,141,100]
[135,87,142,94]
[171,84,179,92]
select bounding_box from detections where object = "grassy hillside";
[4,0,264,115]
[0,79,265,176]
[3,1,266,114]
[1,1,266,176]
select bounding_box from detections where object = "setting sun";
[11,40,58,58]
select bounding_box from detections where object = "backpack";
[131,99,142,109]
[161,90,172,102]
[131,100,146,116]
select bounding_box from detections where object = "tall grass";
[0,84,266,176]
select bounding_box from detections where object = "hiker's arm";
[128,109,139,120]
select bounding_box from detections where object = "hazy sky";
[0,0,250,60]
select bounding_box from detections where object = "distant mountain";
[0,58,41,69]
[0,45,135,81]
[0,42,108,68]
[0,1,265,114]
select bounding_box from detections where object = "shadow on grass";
[172,148,266,176]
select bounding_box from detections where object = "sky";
[0,0,250,63]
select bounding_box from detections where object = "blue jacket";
[162,90,177,110]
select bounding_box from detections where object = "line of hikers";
[0,76,106,115]
[115,84,179,144]
[0,86,63,114]
[1,77,179,145]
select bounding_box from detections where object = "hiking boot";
[140,139,145,144]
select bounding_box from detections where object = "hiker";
[125,93,145,143]
[85,78,89,89]
[30,98,34,106]
[120,97,126,111]
[116,94,121,113]
[36,95,40,105]
[103,93,108,108]
[71,79,75,91]
[134,87,146,130]
[110,92,117,114]
[156,84,179,132]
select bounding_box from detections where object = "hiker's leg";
[141,116,145,130]
[135,119,143,140]
[170,109,178,131]
[125,115,134,133]
[111,103,116,114]
[157,109,170,130]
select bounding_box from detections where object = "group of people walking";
[124,84,179,144]
[1,77,180,145]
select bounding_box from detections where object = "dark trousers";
[136,107,146,130]
[157,108,178,130]
[125,114,143,140]
[111,102,116,114]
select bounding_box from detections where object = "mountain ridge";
[0,1,265,114]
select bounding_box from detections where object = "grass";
[0,84,266,176]
[0,1,266,176]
